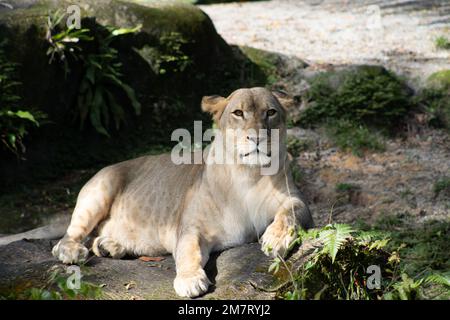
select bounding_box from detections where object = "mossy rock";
[420,70,450,131]
[0,0,267,190]
[240,46,282,85]
[427,70,450,91]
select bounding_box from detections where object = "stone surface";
[0,239,278,299]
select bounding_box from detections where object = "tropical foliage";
[0,40,45,157]
[270,223,450,300]
[46,10,142,136]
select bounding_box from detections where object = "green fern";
[273,221,449,300]
[385,273,424,300]
[356,230,387,243]
[425,272,450,287]
[318,224,354,263]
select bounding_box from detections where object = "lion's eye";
[267,109,277,117]
[232,110,244,117]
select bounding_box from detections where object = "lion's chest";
[218,209,256,249]
[215,196,274,250]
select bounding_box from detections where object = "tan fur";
[52,87,314,298]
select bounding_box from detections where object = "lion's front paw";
[52,238,89,264]
[173,269,211,298]
[261,223,296,258]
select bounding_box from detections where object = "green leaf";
[110,24,142,37]
[425,273,450,287]
[121,83,141,115]
[368,238,390,251]
[78,82,92,129]
[89,88,109,137]
[268,257,281,274]
[85,66,96,84]
[105,90,125,129]
[7,133,16,149]
[318,224,354,263]
[14,110,38,124]
[100,92,110,128]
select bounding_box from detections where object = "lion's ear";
[201,95,228,123]
[272,90,294,111]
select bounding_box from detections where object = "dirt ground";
[288,126,450,226]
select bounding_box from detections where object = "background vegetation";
[0,1,268,192]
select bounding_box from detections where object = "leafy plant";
[373,214,450,276]
[434,177,450,198]
[275,224,395,300]
[299,66,412,131]
[291,66,408,156]
[46,11,142,136]
[0,40,45,156]
[75,25,142,136]
[326,119,385,156]
[384,273,424,300]
[425,273,450,288]
[270,222,450,300]
[384,272,450,300]
[144,31,192,75]
[286,136,312,158]
[435,36,450,50]
[318,224,354,262]
[335,182,359,193]
[415,87,450,131]
[290,162,304,185]
[46,9,93,77]
[400,68,450,134]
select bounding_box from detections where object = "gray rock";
[0,215,71,246]
[0,239,279,299]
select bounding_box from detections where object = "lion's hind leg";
[52,167,122,264]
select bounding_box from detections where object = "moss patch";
[427,70,450,90]
[239,46,280,85]
[415,70,450,131]
[435,36,450,50]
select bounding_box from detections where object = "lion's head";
[201,87,290,169]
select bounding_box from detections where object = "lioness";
[52,87,314,298]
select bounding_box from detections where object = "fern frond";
[425,273,450,287]
[318,224,354,263]
[356,230,389,244]
[368,238,390,251]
